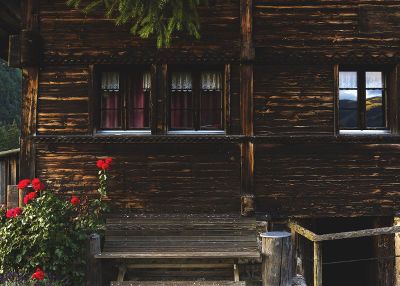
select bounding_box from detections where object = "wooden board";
[110,281,246,286]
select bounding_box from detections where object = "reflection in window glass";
[366,72,384,128]
[101,72,122,129]
[339,72,358,129]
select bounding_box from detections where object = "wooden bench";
[110,282,246,286]
[95,214,259,284]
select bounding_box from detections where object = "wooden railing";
[0,148,20,206]
[289,221,400,286]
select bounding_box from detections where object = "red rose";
[32,178,45,192]
[13,207,22,217]
[70,196,80,206]
[101,162,110,170]
[6,209,14,218]
[17,179,31,190]
[31,267,45,281]
[24,192,37,205]
[96,159,104,169]
[105,157,113,164]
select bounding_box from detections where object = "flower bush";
[0,157,113,285]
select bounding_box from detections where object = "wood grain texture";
[255,143,400,217]
[110,282,246,286]
[37,66,89,134]
[254,1,400,63]
[35,144,241,213]
[39,0,240,64]
[254,65,334,136]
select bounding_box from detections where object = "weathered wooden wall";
[36,144,241,213]
[254,0,400,63]
[254,65,334,135]
[26,0,400,217]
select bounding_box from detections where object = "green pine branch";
[66,0,207,48]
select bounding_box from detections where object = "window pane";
[101,91,122,129]
[101,72,121,129]
[201,91,222,129]
[339,72,357,88]
[366,72,383,89]
[339,90,358,128]
[171,72,193,129]
[171,92,193,129]
[128,72,150,129]
[366,89,384,128]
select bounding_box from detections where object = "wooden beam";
[289,222,318,242]
[240,0,254,212]
[155,64,167,135]
[20,0,39,179]
[313,242,322,286]
[395,214,400,286]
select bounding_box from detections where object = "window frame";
[167,65,226,133]
[93,65,153,134]
[338,66,389,132]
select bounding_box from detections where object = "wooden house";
[2,0,400,285]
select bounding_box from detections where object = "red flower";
[101,162,110,170]
[18,179,31,190]
[13,207,22,217]
[32,178,45,192]
[6,207,22,218]
[31,267,45,281]
[24,191,37,205]
[6,209,14,218]
[96,159,104,169]
[97,157,113,170]
[70,196,80,206]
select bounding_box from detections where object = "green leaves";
[66,0,206,48]
[0,192,106,285]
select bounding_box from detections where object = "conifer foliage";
[66,0,207,47]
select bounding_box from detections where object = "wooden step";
[110,282,246,286]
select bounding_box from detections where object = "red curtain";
[129,73,146,128]
[101,90,121,129]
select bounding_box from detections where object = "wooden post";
[6,185,19,209]
[87,233,102,286]
[260,231,292,286]
[313,242,323,286]
[395,214,400,286]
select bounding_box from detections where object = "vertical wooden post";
[373,217,394,286]
[313,242,323,286]
[155,64,168,135]
[20,0,39,180]
[6,185,19,209]
[0,161,6,205]
[261,231,292,286]
[240,0,255,213]
[87,233,102,286]
[394,214,400,286]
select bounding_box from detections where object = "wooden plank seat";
[110,281,246,286]
[95,213,259,283]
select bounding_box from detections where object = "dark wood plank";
[110,281,246,286]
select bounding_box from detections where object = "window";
[99,70,151,131]
[169,70,224,131]
[339,69,387,130]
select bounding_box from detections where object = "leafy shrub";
[0,271,62,286]
[0,157,113,285]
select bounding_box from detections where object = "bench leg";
[233,263,240,282]
[117,264,127,282]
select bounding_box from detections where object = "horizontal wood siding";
[36,144,241,213]
[39,0,240,63]
[255,143,400,217]
[254,65,334,135]
[37,66,89,134]
[254,1,400,62]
